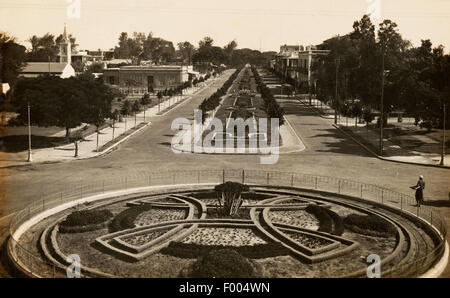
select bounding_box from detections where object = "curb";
[296,98,449,169]
[333,123,450,169]
[0,121,151,169]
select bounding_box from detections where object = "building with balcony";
[273,44,330,92]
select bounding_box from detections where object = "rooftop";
[21,62,68,73]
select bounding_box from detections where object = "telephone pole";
[334,58,341,125]
[441,103,446,166]
[27,102,32,162]
[380,41,385,156]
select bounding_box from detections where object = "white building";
[19,25,75,79]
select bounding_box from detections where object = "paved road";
[1,69,449,275]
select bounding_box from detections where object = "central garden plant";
[214,181,250,216]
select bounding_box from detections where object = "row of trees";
[198,69,240,115]
[251,66,285,125]
[313,15,450,129]
[113,33,276,68]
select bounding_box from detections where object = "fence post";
[338,180,341,194]
[223,169,225,183]
[360,184,363,198]
[266,173,270,185]
[242,169,245,184]
[315,177,318,190]
[197,171,200,184]
[381,189,384,204]
[400,196,403,210]
[291,173,294,187]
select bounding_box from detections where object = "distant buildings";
[19,25,76,79]
[103,65,198,96]
[19,62,75,79]
[271,44,330,91]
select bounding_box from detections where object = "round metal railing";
[7,169,447,278]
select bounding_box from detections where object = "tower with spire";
[59,24,72,64]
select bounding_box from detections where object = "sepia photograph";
[0,0,449,289]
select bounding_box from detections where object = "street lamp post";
[334,59,340,125]
[380,42,385,156]
[441,103,446,166]
[27,102,32,162]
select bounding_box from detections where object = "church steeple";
[59,23,72,64]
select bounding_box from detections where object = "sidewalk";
[0,79,215,168]
[295,96,450,168]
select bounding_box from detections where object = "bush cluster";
[109,204,153,232]
[305,205,344,236]
[187,249,257,278]
[251,66,285,125]
[343,214,396,237]
[60,209,113,228]
[161,242,287,260]
[198,69,241,113]
[187,191,274,201]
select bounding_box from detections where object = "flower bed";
[268,210,319,230]
[134,208,186,226]
[120,229,168,246]
[181,227,266,247]
[284,231,333,249]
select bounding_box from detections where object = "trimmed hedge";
[109,205,153,232]
[305,205,344,236]
[251,66,285,125]
[199,69,241,113]
[186,248,257,278]
[60,209,113,228]
[161,242,288,259]
[187,191,274,201]
[343,214,396,237]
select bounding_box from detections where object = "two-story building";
[273,44,330,92]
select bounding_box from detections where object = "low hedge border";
[160,241,289,259]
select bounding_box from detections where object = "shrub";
[162,242,287,260]
[343,214,396,237]
[305,205,344,235]
[186,248,257,278]
[305,205,333,234]
[109,205,152,232]
[60,209,113,228]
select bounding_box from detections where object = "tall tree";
[177,41,195,64]
[26,33,59,62]
[0,33,26,85]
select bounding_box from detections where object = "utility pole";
[27,102,32,162]
[441,103,446,166]
[334,58,340,125]
[380,41,385,156]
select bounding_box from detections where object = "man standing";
[411,175,425,206]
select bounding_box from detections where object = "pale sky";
[1,0,450,52]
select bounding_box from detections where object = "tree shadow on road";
[309,128,374,158]
[423,200,450,208]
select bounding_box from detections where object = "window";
[109,76,115,85]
